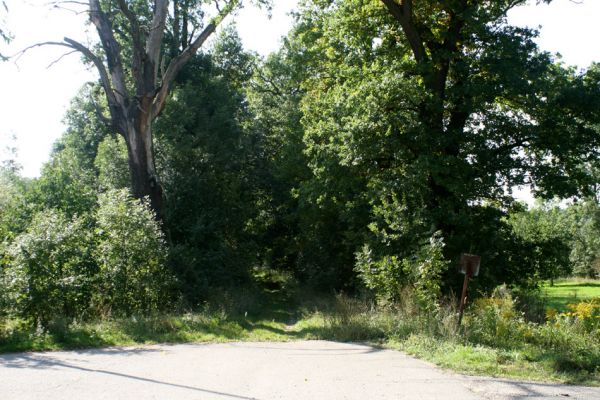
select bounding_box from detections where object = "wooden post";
[457,271,471,326]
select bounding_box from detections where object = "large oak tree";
[284,0,600,291]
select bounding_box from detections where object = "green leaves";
[508,202,573,281]
[6,210,96,328]
[95,189,173,316]
[95,135,130,191]
[1,190,174,326]
[276,0,600,295]
[356,231,448,309]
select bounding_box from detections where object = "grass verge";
[1,288,599,386]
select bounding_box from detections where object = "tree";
[40,0,266,218]
[25,86,110,217]
[566,199,600,278]
[0,165,29,246]
[284,0,600,292]
[508,202,572,283]
[154,29,261,300]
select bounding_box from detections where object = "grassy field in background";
[542,279,600,311]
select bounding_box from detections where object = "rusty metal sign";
[459,253,481,277]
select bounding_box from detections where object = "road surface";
[1,341,598,399]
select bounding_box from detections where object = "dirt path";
[1,341,598,399]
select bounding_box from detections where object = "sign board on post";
[458,253,481,326]
[459,254,481,277]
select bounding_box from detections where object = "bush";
[463,288,600,374]
[94,189,175,316]
[560,298,600,334]
[464,286,532,348]
[6,210,96,329]
[511,287,548,323]
[535,318,600,372]
[356,231,447,311]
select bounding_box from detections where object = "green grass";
[543,279,600,311]
[388,335,599,386]
[0,287,302,353]
[0,314,294,353]
[1,288,599,386]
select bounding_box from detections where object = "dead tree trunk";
[124,114,163,219]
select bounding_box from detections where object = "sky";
[0,0,599,180]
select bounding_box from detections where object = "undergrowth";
[1,285,599,385]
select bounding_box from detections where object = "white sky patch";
[507,0,600,69]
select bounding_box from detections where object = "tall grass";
[302,286,600,384]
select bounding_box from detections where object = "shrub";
[356,231,447,312]
[6,210,96,329]
[464,286,532,348]
[412,232,447,313]
[512,286,548,323]
[535,318,600,372]
[464,288,600,374]
[355,246,405,303]
[94,189,175,316]
[560,298,600,333]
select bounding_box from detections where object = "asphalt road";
[1,341,599,399]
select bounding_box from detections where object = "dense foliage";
[1,1,600,327]
[1,188,172,329]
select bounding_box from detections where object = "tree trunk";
[123,106,163,220]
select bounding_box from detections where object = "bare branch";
[152,23,217,118]
[46,49,78,68]
[213,0,222,13]
[12,38,121,121]
[45,0,88,7]
[61,37,120,110]
[12,41,70,64]
[115,0,144,89]
[152,0,242,118]
[88,0,128,109]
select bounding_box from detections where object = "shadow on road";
[0,349,259,400]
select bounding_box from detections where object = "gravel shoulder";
[1,341,598,400]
